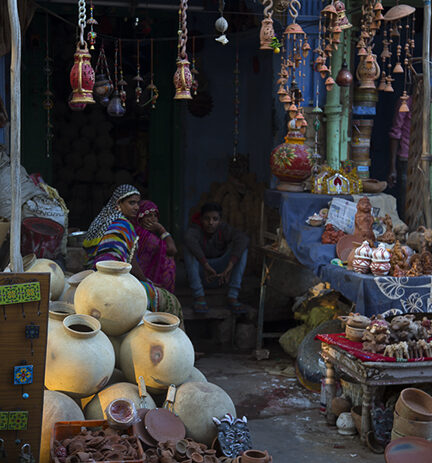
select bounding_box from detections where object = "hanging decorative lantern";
[69,0,95,108]
[93,42,113,106]
[173,0,192,100]
[260,0,275,50]
[335,59,353,87]
[334,0,352,30]
[107,41,125,117]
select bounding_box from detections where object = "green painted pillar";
[324,44,343,169]
[339,27,352,162]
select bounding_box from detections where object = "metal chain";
[179,0,188,59]
[262,0,273,19]
[78,0,86,45]
[288,0,301,22]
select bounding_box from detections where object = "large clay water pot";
[45,314,115,398]
[120,313,194,393]
[26,258,65,300]
[173,381,236,446]
[74,261,147,336]
[60,269,94,304]
[109,335,125,369]
[84,382,156,420]
[182,366,208,384]
[40,390,84,463]
[48,301,75,334]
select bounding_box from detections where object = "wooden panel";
[0,273,50,462]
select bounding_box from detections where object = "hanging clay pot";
[94,73,113,104]
[26,258,65,300]
[259,17,275,50]
[119,313,194,393]
[173,382,236,446]
[74,261,147,336]
[60,269,94,304]
[173,58,193,100]
[69,41,95,105]
[356,54,380,89]
[84,382,156,420]
[45,314,115,398]
[40,390,84,463]
[336,59,353,87]
[107,90,126,117]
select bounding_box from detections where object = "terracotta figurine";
[377,214,395,244]
[389,240,408,274]
[353,197,375,245]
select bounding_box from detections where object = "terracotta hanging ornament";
[399,91,410,112]
[173,0,192,100]
[356,48,380,89]
[215,0,229,46]
[93,42,113,106]
[336,59,353,87]
[133,40,143,104]
[147,39,159,108]
[69,0,95,110]
[384,4,416,22]
[118,39,127,108]
[86,0,97,50]
[334,0,352,30]
[107,41,125,117]
[260,0,275,50]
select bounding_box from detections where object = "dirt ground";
[196,353,384,463]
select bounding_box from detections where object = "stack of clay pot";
[392,388,432,440]
[41,260,237,463]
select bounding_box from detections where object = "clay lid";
[133,408,157,447]
[144,408,186,443]
[385,436,432,462]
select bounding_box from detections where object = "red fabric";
[316,333,432,363]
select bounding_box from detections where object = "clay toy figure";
[377,214,395,244]
[390,240,408,274]
[353,197,375,245]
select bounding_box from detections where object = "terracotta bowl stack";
[392,388,432,441]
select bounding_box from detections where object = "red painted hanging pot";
[70,41,96,106]
[270,128,313,191]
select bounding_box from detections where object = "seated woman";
[83,184,183,323]
[133,200,177,293]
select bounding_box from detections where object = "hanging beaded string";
[149,39,159,109]
[86,0,97,50]
[43,13,54,159]
[233,43,240,162]
[113,40,119,93]
[118,39,127,107]
[78,0,86,46]
[95,41,112,86]
[133,40,144,103]
[191,36,199,95]
[177,0,189,60]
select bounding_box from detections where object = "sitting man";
[184,202,249,313]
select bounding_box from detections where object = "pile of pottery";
[41,260,239,463]
[52,425,142,462]
[392,388,432,441]
[351,241,390,276]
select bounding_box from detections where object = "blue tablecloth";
[265,190,432,316]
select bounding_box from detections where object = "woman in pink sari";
[134,200,177,293]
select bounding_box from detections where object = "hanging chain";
[263,0,273,19]
[288,0,301,23]
[178,0,188,59]
[78,0,87,45]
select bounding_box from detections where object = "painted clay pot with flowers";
[370,243,391,276]
[270,120,313,191]
[352,240,372,274]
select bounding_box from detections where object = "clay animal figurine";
[362,318,390,354]
[394,223,409,243]
[390,240,408,274]
[377,214,396,244]
[339,312,371,329]
[420,250,432,275]
[383,341,410,360]
[353,197,375,245]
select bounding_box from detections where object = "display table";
[320,342,432,443]
[264,190,430,316]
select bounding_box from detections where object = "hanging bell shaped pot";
[107,90,126,117]
[94,73,113,103]
[70,41,95,105]
[336,60,353,87]
[173,58,193,100]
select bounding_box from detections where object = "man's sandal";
[228,300,248,314]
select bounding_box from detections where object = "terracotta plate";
[133,408,157,447]
[144,408,186,443]
[336,234,361,263]
[385,436,432,463]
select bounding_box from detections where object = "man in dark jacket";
[184,202,249,313]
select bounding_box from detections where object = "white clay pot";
[60,269,94,304]
[45,314,115,398]
[120,312,194,393]
[173,381,236,446]
[48,301,75,335]
[40,390,84,463]
[74,261,147,336]
[26,258,65,300]
[84,382,156,420]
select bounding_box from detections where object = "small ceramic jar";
[336,412,357,435]
[352,240,372,274]
[370,243,391,276]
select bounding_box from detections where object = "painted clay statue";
[353,197,375,245]
[377,214,395,244]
